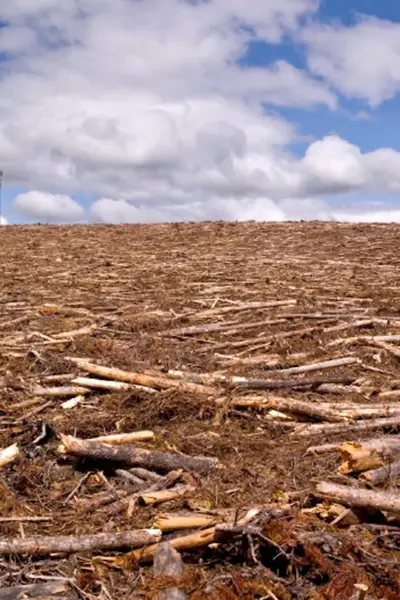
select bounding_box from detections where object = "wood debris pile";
[1,222,400,599]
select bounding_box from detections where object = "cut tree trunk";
[360,460,400,485]
[118,507,261,566]
[336,406,400,419]
[220,395,347,423]
[307,436,400,455]
[291,415,400,438]
[71,377,131,392]
[31,386,90,397]
[139,484,196,506]
[315,383,364,395]
[367,339,400,359]
[153,513,219,532]
[315,481,400,514]
[86,431,155,444]
[74,361,215,396]
[234,376,356,391]
[215,353,283,368]
[194,299,296,319]
[0,529,161,557]
[0,581,73,600]
[59,434,218,475]
[278,356,359,375]
[120,527,216,567]
[338,442,386,475]
[162,318,286,338]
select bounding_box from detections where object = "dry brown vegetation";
[1,221,400,599]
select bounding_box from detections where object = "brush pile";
[1,222,400,599]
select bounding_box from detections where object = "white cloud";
[90,194,400,224]
[0,216,8,225]
[0,1,400,224]
[14,191,84,222]
[0,0,333,203]
[333,210,400,224]
[303,16,400,106]
[90,195,289,223]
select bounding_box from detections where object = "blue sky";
[242,1,400,153]
[1,0,400,224]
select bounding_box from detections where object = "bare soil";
[1,221,400,599]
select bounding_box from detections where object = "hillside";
[0,222,400,599]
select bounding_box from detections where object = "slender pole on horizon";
[0,170,3,224]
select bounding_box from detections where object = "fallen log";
[74,361,214,396]
[130,467,162,481]
[234,376,356,391]
[121,527,216,567]
[0,581,73,600]
[115,469,146,485]
[194,299,296,319]
[153,513,219,532]
[71,377,131,392]
[52,325,97,340]
[0,529,161,557]
[0,516,52,523]
[360,460,400,486]
[167,369,235,386]
[162,318,286,338]
[278,356,360,375]
[59,434,218,475]
[366,339,400,359]
[215,353,283,368]
[40,373,76,383]
[291,415,400,438]
[32,386,90,397]
[61,395,86,409]
[86,431,155,444]
[378,390,400,399]
[338,442,386,474]
[337,406,400,419]
[328,334,400,347]
[323,319,374,334]
[216,395,346,423]
[0,314,31,331]
[308,436,400,455]
[139,484,196,506]
[118,507,261,566]
[315,481,400,514]
[153,543,187,600]
[315,383,364,395]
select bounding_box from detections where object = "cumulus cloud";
[14,191,84,222]
[0,1,400,223]
[303,16,400,106]
[90,194,400,224]
[0,216,8,225]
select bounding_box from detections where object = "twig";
[63,472,92,504]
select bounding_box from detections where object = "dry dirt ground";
[1,222,400,599]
